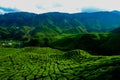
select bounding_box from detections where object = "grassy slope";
[0,47,120,80]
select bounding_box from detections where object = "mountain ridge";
[0,11,120,40]
[0,11,120,32]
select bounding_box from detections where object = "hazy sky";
[0,0,120,14]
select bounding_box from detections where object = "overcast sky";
[0,0,120,14]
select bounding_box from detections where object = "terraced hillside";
[0,47,120,80]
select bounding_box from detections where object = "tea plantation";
[0,47,120,80]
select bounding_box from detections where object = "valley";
[0,11,120,80]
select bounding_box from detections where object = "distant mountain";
[0,12,88,35]
[0,11,120,40]
[0,11,120,32]
[111,27,120,33]
[73,11,120,32]
[112,10,120,15]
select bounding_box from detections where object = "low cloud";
[81,7,104,13]
[0,7,19,14]
[0,9,6,14]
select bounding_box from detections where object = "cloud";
[0,0,120,13]
[0,7,18,12]
[36,6,45,10]
[81,7,104,13]
[53,4,62,7]
[0,9,6,14]
[0,7,19,14]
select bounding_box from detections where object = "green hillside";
[1,11,120,41]
[1,11,120,80]
[51,33,120,55]
[1,47,120,80]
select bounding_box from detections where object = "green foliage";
[0,47,120,80]
[102,33,120,54]
[51,33,110,54]
[0,27,10,39]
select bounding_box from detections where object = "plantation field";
[0,47,120,80]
